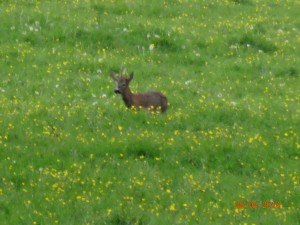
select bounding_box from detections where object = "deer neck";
[122,87,134,108]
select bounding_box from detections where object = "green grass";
[0,0,299,224]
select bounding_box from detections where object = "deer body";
[111,72,168,113]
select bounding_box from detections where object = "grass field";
[0,0,299,224]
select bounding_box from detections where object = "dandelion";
[106,208,112,216]
[169,203,176,211]
[89,154,94,160]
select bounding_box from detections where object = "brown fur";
[111,72,168,113]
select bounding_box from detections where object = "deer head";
[111,72,134,95]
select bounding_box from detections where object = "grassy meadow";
[0,0,299,224]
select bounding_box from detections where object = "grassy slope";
[0,0,299,224]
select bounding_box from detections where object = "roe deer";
[111,71,168,113]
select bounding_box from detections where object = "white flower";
[230,101,237,106]
[149,44,155,52]
[185,80,192,85]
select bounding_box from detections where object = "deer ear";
[128,72,134,81]
[110,72,117,81]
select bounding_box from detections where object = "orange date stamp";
[234,200,281,209]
